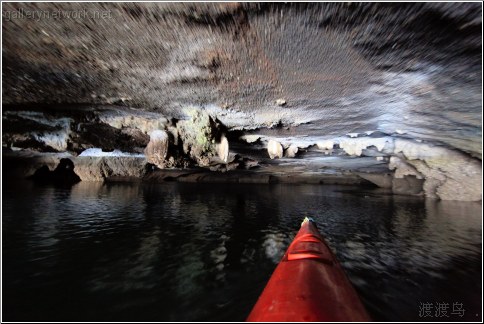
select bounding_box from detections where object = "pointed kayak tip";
[301,217,314,227]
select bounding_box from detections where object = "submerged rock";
[30,158,81,185]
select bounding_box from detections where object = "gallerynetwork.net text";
[3,8,112,22]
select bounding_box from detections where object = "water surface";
[2,180,482,321]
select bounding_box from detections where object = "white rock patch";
[79,148,144,157]
[267,139,283,159]
[217,134,229,163]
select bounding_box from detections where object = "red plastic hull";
[247,219,370,322]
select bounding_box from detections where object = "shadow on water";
[2,181,482,321]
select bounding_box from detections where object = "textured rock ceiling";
[2,2,482,200]
[3,3,482,154]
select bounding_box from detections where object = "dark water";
[2,180,482,321]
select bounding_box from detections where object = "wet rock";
[30,165,51,181]
[392,139,482,201]
[267,139,283,159]
[6,149,146,182]
[2,150,73,180]
[392,175,424,196]
[358,173,393,189]
[144,130,169,169]
[30,158,81,185]
[74,156,147,181]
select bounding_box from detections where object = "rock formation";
[217,134,230,163]
[391,139,482,201]
[144,130,169,169]
[267,140,283,159]
[74,157,147,181]
[285,144,299,158]
[176,110,223,167]
[30,158,81,185]
[1,3,481,201]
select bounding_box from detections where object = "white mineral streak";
[339,137,389,156]
[240,135,261,143]
[267,139,283,159]
[317,140,334,150]
[217,134,229,163]
[276,98,287,106]
[285,144,299,158]
[79,148,144,157]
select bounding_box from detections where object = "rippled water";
[3,180,482,321]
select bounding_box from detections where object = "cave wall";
[2,2,482,201]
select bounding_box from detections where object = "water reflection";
[2,181,481,321]
[262,232,289,263]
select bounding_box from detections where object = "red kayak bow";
[247,218,370,322]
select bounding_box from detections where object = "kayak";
[247,218,370,322]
